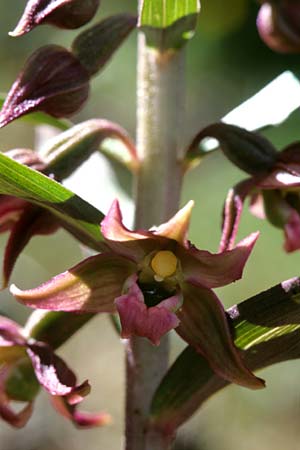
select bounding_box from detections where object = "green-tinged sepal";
[139,0,200,51]
[72,14,137,77]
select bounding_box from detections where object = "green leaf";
[0,95,71,130]
[0,152,105,250]
[151,277,300,431]
[139,0,200,50]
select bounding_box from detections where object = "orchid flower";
[11,200,264,389]
[220,142,300,253]
[0,314,109,428]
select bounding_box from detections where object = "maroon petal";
[11,253,136,313]
[0,45,89,128]
[115,276,181,345]
[3,205,59,287]
[219,178,255,251]
[176,282,264,388]
[258,168,300,189]
[181,232,258,289]
[51,395,111,428]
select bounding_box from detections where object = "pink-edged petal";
[181,232,258,289]
[26,341,88,397]
[284,209,300,252]
[176,282,264,389]
[3,205,59,287]
[115,277,181,345]
[11,253,136,313]
[51,395,111,428]
[101,200,159,261]
[153,201,194,247]
[219,178,255,251]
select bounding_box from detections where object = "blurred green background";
[1,0,300,449]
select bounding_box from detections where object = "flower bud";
[0,45,89,128]
[10,0,100,37]
[257,1,300,53]
[187,123,278,176]
[72,14,137,77]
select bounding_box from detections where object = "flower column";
[125,3,189,450]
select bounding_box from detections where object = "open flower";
[220,142,300,253]
[11,200,263,389]
[0,315,109,428]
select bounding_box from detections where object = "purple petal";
[219,179,255,251]
[181,232,258,289]
[0,195,26,232]
[115,277,180,345]
[11,253,136,313]
[176,282,265,389]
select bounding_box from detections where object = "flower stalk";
[125,17,186,450]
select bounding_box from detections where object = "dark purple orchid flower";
[0,314,110,428]
[220,142,300,252]
[11,200,264,389]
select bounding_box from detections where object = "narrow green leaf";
[151,277,300,431]
[0,152,105,250]
[0,95,71,130]
[139,0,200,50]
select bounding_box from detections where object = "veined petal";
[176,282,264,389]
[51,395,111,428]
[0,317,26,363]
[115,277,180,345]
[181,232,258,289]
[153,201,194,246]
[11,253,136,313]
[101,200,160,261]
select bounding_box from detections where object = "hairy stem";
[124,25,185,450]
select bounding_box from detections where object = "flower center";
[151,250,178,282]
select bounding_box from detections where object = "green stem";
[124,28,185,450]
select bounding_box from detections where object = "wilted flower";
[0,314,109,428]
[220,141,300,252]
[11,200,264,389]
